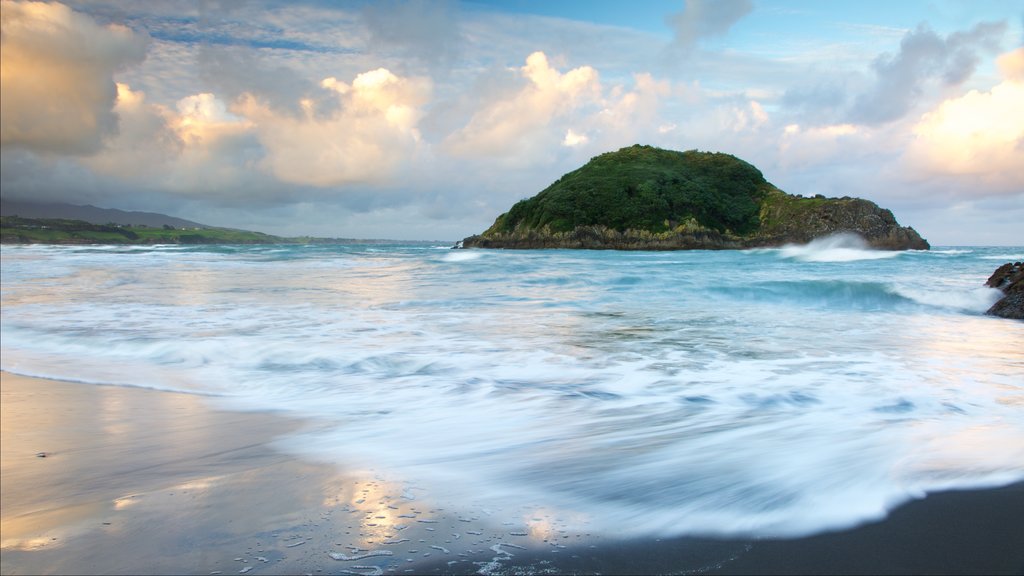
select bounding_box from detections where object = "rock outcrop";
[748,191,929,250]
[461,145,928,251]
[985,262,1024,320]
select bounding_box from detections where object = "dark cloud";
[666,0,753,52]
[849,21,1006,125]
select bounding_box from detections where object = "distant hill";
[0,215,288,245]
[462,144,928,251]
[0,199,209,229]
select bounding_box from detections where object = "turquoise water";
[2,236,1022,538]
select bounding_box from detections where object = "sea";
[2,234,1022,540]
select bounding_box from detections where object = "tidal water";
[2,236,1022,538]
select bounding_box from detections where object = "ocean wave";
[715,278,1002,314]
[717,280,914,311]
[3,242,1023,541]
[893,285,1003,313]
[442,251,483,262]
[778,233,904,262]
[980,253,1024,261]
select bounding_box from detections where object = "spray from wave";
[779,233,904,262]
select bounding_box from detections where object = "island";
[460,145,928,251]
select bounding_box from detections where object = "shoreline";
[2,371,1022,575]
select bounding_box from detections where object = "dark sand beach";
[2,371,1022,575]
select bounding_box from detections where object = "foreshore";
[2,371,1022,575]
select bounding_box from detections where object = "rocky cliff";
[985,262,1024,320]
[461,145,928,251]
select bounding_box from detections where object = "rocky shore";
[462,194,928,251]
[985,262,1024,319]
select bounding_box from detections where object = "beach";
[2,370,1022,575]
[1,372,349,575]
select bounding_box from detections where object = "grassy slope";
[0,216,284,244]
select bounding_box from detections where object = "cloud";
[361,0,462,67]
[197,45,318,112]
[0,0,148,154]
[904,48,1024,193]
[237,67,431,187]
[443,51,600,162]
[776,123,866,171]
[666,0,752,52]
[849,21,1006,125]
[997,45,1024,81]
[562,129,589,148]
[81,83,182,180]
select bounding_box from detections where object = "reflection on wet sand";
[0,372,596,575]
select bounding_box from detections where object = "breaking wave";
[778,233,905,262]
[2,242,1022,540]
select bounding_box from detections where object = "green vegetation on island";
[489,145,769,236]
[463,144,928,250]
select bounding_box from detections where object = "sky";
[1,0,1022,244]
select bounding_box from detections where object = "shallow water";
[2,238,1022,538]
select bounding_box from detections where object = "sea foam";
[2,242,1022,540]
[778,233,903,262]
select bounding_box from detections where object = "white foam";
[980,253,1024,260]
[4,242,1023,541]
[442,251,483,262]
[779,233,904,262]
[893,285,1003,313]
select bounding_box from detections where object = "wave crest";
[779,233,903,262]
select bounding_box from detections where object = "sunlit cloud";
[444,51,600,161]
[562,129,589,147]
[996,46,1024,81]
[237,67,431,187]
[81,83,181,180]
[0,0,147,154]
[0,1,1020,244]
[905,48,1024,193]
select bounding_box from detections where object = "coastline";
[2,371,1022,575]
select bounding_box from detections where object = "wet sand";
[1,371,349,575]
[2,371,1022,575]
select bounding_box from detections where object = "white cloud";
[778,123,867,170]
[1,1,1021,244]
[237,67,431,187]
[904,48,1024,193]
[0,0,148,154]
[587,72,672,149]
[82,83,181,180]
[997,46,1024,81]
[444,51,600,161]
[562,129,589,147]
[725,100,769,132]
